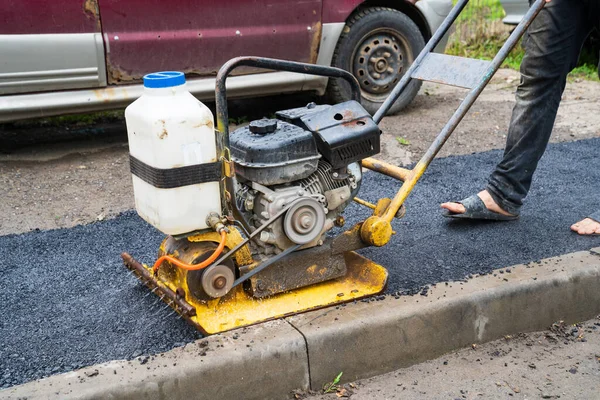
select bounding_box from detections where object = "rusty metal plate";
[239,241,347,298]
[411,53,492,89]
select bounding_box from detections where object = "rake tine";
[150,297,162,307]
[143,287,159,298]
[125,270,140,282]
[152,305,168,317]
[150,294,166,307]
[113,279,139,294]
[162,300,175,314]
[151,298,171,317]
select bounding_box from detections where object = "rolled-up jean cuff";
[589,210,600,223]
[485,182,521,216]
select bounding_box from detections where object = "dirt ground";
[0,69,598,236]
[305,317,600,400]
[1,69,599,236]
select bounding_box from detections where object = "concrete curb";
[286,247,600,389]
[3,320,309,400]
[4,247,600,400]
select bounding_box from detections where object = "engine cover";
[230,119,320,185]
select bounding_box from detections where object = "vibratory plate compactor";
[122,0,546,335]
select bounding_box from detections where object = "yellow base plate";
[152,251,387,335]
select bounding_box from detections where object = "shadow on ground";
[0,93,319,153]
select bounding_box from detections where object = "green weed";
[322,371,343,394]
[396,137,410,146]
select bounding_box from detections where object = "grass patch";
[454,0,505,22]
[569,64,599,81]
[446,32,524,70]
[447,0,599,81]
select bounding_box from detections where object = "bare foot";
[570,218,600,235]
[440,190,516,217]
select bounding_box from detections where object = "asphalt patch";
[1,138,598,388]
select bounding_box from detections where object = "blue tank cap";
[143,71,186,88]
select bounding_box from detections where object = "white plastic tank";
[125,71,222,235]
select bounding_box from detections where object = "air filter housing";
[299,101,380,169]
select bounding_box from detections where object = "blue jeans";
[486,0,599,215]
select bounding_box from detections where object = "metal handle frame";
[214,57,362,222]
[369,0,547,224]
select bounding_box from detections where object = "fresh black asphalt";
[1,138,598,388]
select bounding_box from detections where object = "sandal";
[442,194,519,221]
[589,210,600,224]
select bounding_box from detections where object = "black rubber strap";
[129,155,221,189]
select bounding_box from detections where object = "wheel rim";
[352,28,412,102]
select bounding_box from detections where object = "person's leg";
[442,0,592,217]
[486,0,592,214]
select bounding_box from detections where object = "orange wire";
[152,230,227,274]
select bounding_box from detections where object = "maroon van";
[0,0,452,122]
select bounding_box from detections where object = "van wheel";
[327,7,425,115]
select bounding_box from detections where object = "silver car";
[500,0,528,25]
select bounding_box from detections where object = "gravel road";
[1,138,598,389]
